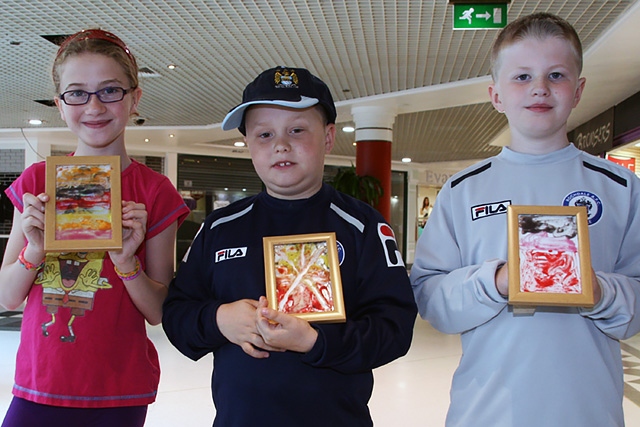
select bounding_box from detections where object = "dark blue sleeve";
[162,223,228,360]
[301,217,418,374]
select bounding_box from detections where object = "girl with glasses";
[0,29,190,427]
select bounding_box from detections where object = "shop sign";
[569,108,614,155]
[607,155,636,172]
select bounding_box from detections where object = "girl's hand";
[109,201,147,268]
[20,192,48,255]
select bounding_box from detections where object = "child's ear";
[53,97,67,123]
[324,123,336,154]
[572,77,586,108]
[488,84,504,113]
[129,87,143,116]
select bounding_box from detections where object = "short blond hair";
[490,12,583,80]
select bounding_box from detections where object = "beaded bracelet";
[18,246,45,271]
[114,256,142,281]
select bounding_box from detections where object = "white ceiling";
[1,0,640,164]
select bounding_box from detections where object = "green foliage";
[328,165,384,207]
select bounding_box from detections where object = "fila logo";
[471,200,511,221]
[215,247,247,263]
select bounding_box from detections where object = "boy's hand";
[591,269,602,306]
[217,299,282,359]
[495,263,509,297]
[256,296,318,353]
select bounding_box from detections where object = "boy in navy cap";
[163,66,417,427]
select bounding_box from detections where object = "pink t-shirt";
[5,158,190,408]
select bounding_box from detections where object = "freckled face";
[54,53,141,153]
[489,37,586,152]
[244,105,335,200]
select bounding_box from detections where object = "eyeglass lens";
[61,87,126,105]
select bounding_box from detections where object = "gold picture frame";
[263,232,346,323]
[507,205,594,307]
[45,155,122,252]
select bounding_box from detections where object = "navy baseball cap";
[221,66,337,135]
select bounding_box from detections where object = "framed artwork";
[263,232,345,323]
[45,156,122,252]
[507,205,594,307]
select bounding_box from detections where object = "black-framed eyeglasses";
[59,87,136,105]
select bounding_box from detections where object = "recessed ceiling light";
[342,126,355,133]
[167,64,177,70]
[234,141,245,147]
[352,142,357,146]
[144,138,150,143]
[169,134,175,138]
[28,119,42,125]
[401,157,412,163]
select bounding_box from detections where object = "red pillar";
[356,140,391,221]
[352,105,396,223]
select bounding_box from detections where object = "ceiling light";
[342,126,355,133]
[167,64,177,70]
[169,134,175,138]
[401,157,412,163]
[144,138,150,143]
[234,141,245,147]
[28,119,42,125]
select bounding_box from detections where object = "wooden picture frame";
[507,205,594,307]
[45,156,122,252]
[263,232,346,323]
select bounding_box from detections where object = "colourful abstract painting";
[54,164,113,240]
[273,240,334,314]
[263,233,345,323]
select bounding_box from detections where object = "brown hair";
[490,13,583,80]
[52,29,139,93]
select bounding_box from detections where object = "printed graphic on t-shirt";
[378,223,405,268]
[35,251,112,343]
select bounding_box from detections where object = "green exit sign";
[453,4,508,30]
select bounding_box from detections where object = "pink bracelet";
[114,256,142,281]
[18,247,45,271]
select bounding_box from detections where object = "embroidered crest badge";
[274,68,298,88]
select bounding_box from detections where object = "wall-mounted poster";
[45,156,122,252]
[507,205,594,307]
[416,185,440,239]
[263,232,345,323]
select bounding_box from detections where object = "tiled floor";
[1,319,640,426]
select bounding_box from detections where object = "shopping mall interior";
[2,1,640,425]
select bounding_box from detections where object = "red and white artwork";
[273,241,334,314]
[518,214,581,294]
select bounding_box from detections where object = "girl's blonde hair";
[52,29,139,93]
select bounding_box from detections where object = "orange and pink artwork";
[54,164,114,240]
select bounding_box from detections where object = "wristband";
[114,256,142,281]
[18,247,45,271]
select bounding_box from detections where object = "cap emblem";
[274,68,299,88]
